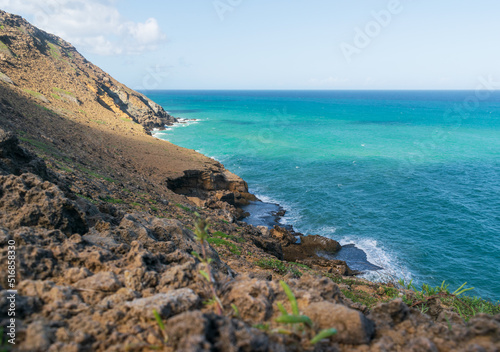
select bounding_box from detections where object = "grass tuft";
[207,237,242,256]
[255,258,302,277]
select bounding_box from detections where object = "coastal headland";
[0,9,499,351]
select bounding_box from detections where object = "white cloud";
[0,0,166,55]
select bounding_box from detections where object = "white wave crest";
[338,236,413,284]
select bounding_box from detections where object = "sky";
[1,0,499,90]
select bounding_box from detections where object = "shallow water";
[147,90,500,301]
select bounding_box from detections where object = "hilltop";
[0,9,499,352]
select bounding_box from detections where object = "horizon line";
[137,88,500,92]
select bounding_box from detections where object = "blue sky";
[1,0,499,89]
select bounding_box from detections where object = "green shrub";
[207,237,241,256]
[255,258,302,277]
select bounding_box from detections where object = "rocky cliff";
[0,10,175,132]
[0,9,499,352]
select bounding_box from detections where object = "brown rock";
[406,337,438,352]
[369,299,410,328]
[0,129,51,180]
[0,173,87,234]
[166,311,270,352]
[303,301,375,345]
[270,226,297,247]
[125,288,200,320]
[74,271,122,292]
[223,277,274,323]
[19,321,55,352]
[300,235,341,253]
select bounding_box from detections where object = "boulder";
[125,288,200,320]
[166,311,270,352]
[0,173,87,234]
[303,301,375,345]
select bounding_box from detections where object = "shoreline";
[157,116,383,277]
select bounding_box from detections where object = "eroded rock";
[0,173,87,234]
[304,301,375,345]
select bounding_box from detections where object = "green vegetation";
[0,40,10,54]
[92,119,107,125]
[76,194,98,205]
[175,203,192,212]
[55,162,72,173]
[274,281,337,345]
[52,87,75,97]
[23,89,45,100]
[255,258,302,278]
[34,103,53,113]
[1,25,5,30]
[212,231,245,243]
[51,93,61,100]
[101,196,124,204]
[397,279,499,321]
[291,262,311,270]
[76,165,115,183]
[0,327,12,352]
[150,205,158,212]
[131,202,141,207]
[18,136,56,154]
[192,216,223,314]
[331,275,499,321]
[153,309,168,345]
[207,237,242,256]
[341,289,380,308]
[47,42,61,59]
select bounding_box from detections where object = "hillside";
[1,9,499,352]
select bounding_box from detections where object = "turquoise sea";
[145,90,500,301]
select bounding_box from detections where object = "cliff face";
[0,10,175,132]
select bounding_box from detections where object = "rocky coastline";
[1,9,499,352]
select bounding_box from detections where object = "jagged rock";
[0,129,51,179]
[74,271,122,293]
[125,288,200,321]
[406,337,439,352]
[223,277,275,323]
[250,235,284,260]
[303,301,375,345]
[166,311,270,352]
[368,299,411,328]
[299,235,341,253]
[18,321,56,352]
[0,10,173,132]
[283,234,341,262]
[167,168,248,197]
[270,225,297,247]
[0,173,87,234]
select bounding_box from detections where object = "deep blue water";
[144,90,500,301]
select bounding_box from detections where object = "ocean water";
[145,90,500,301]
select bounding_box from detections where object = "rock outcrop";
[0,9,176,131]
